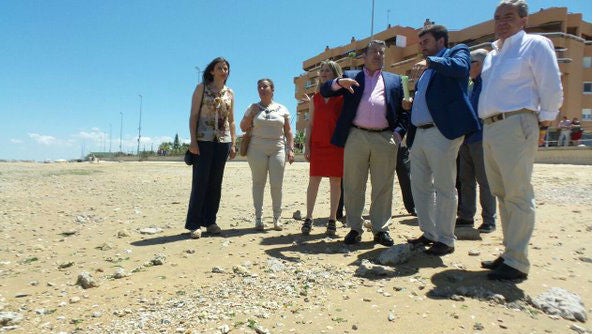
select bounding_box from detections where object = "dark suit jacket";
[406,44,480,148]
[320,69,409,148]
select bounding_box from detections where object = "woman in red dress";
[302,60,344,236]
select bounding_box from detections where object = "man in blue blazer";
[320,40,409,247]
[404,25,480,256]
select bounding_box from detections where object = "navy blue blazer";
[320,70,409,148]
[406,44,481,148]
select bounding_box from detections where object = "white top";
[244,102,290,140]
[478,30,563,121]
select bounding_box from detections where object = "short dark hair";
[498,0,529,18]
[257,78,274,90]
[363,40,386,54]
[203,57,230,84]
[418,24,449,46]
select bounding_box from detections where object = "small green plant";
[247,319,257,329]
[21,257,38,264]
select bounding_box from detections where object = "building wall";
[294,7,592,134]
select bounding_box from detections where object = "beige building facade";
[293,7,592,133]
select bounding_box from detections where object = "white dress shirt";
[478,30,563,121]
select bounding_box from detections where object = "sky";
[1,0,591,161]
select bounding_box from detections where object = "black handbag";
[184,149,197,165]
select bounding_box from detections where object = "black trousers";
[396,145,415,214]
[185,141,231,230]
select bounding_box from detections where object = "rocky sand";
[0,161,591,333]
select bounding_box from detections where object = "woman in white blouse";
[240,78,295,231]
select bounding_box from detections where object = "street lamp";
[195,66,201,83]
[370,0,375,37]
[137,94,142,156]
[119,112,123,153]
[109,123,112,153]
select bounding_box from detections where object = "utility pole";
[119,112,123,153]
[370,0,375,37]
[137,94,142,156]
[109,123,112,153]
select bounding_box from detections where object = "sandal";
[301,218,312,235]
[326,219,337,237]
[272,217,283,231]
[255,218,264,231]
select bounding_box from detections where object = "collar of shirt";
[363,67,382,78]
[493,30,525,53]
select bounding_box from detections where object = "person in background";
[557,116,571,147]
[404,25,480,256]
[320,40,409,247]
[240,78,295,231]
[479,0,563,280]
[302,60,344,237]
[570,117,583,146]
[456,48,497,233]
[396,142,415,216]
[186,57,236,239]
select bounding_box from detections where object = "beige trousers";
[483,112,539,274]
[343,128,398,233]
[247,137,286,220]
[410,127,463,247]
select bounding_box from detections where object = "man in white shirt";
[478,0,563,280]
[557,116,572,147]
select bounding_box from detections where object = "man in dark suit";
[404,25,480,255]
[320,40,408,247]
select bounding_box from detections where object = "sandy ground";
[0,161,591,334]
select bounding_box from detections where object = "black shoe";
[425,242,455,256]
[373,231,394,247]
[487,263,528,281]
[481,256,504,270]
[407,235,434,246]
[326,219,337,237]
[301,218,312,236]
[455,217,474,227]
[477,223,496,233]
[344,230,362,245]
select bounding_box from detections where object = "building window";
[582,109,592,121]
[584,57,592,68]
[584,82,592,94]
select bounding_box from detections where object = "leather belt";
[483,108,535,125]
[352,125,390,132]
[417,123,435,129]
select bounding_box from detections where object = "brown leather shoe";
[425,242,454,256]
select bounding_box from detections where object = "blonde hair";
[318,60,343,89]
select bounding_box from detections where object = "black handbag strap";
[195,84,206,132]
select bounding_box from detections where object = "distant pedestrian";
[557,116,571,147]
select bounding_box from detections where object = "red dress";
[309,93,344,177]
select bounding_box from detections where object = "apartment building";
[293,7,592,133]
